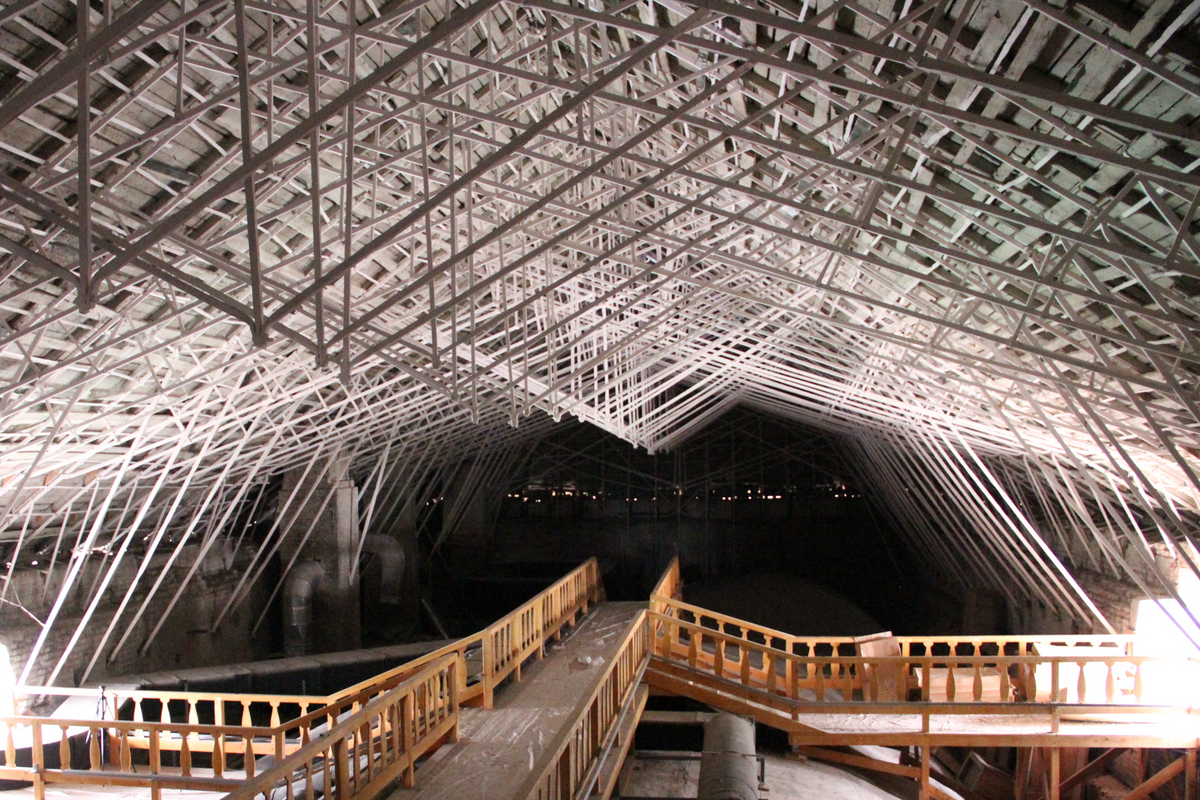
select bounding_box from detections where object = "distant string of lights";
[503,482,862,504]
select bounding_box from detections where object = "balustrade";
[0,558,604,799]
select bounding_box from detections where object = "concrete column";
[394,499,420,630]
[279,458,361,655]
[325,478,361,652]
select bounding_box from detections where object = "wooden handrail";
[647,560,1144,659]
[0,715,285,785]
[2,558,605,799]
[326,631,487,706]
[651,594,1147,660]
[650,609,1197,706]
[649,556,681,608]
[228,653,460,800]
[516,610,650,800]
[329,556,601,708]
[652,594,857,654]
[648,656,1191,722]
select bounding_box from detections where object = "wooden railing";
[0,654,462,800]
[651,609,1192,703]
[326,556,602,709]
[649,555,681,609]
[516,609,650,800]
[0,686,333,797]
[2,558,605,799]
[229,653,460,800]
[0,714,251,797]
[8,684,330,751]
[649,558,1197,714]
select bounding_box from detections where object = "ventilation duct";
[697,714,758,800]
[283,561,324,657]
[361,535,404,605]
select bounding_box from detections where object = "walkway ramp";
[644,559,1200,750]
[388,602,647,800]
[2,559,633,800]
[4,556,1198,800]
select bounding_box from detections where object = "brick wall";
[1008,542,1189,634]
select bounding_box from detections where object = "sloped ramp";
[387,602,647,800]
[644,633,1200,749]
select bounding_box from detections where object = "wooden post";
[535,600,544,659]
[213,733,225,778]
[1050,748,1060,800]
[89,726,100,770]
[1187,748,1197,800]
[919,746,930,800]
[119,730,131,772]
[213,699,225,778]
[180,735,191,777]
[482,631,495,709]
[1016,748,1031,800]
[448,663,461,744]
[401,694,415,789]
[31,722,44,800]
[58,726,69,772]
[149,727,161,784]
[334,737,350,799]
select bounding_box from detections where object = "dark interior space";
[421,408,960,642]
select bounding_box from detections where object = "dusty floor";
[389,602,646,800]
[621,747,965,800]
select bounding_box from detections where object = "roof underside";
[2,0,1200,675]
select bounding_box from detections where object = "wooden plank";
[514,606,649,800]
[402,604,647,800]
[1123,756,1185,800]
[44,770,243,790]
[1041,747,1123,800]
[638,710,716,725]
[794,746,922,779]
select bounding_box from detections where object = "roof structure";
[2,0,1200,679]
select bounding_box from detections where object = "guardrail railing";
[229,653,460,800]
[649,555,681,609]
[516,609,650,800]
[326,555,602,709]
[0,653,462,800]
[1,557,605,799]
[649,557,1197,714]
[651,610,1193,704]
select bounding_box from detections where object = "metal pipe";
[698,714,758,800]
[284,561,324,657]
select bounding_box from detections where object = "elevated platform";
[388,602,646,800]
[647,658,1200,748]
[646,559,1200,752]
[3,558,1197,800]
